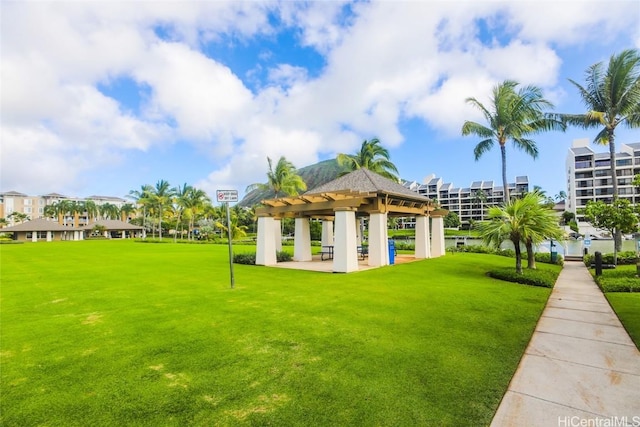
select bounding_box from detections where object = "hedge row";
[447,244,564,266]
[233,251,293,265]
[583,251,638,266]
[487,267,558,288]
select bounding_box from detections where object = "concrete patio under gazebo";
[254,168,447,273]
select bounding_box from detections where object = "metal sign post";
[216,190,238,289]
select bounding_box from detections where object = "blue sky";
[2,1,639,202]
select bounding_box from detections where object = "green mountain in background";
[238,159,346,207]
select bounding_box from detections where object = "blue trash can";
[388,239,395,265]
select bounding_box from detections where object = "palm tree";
[337,138,399,181]
[84,200,98,224]
[462,80,565,203]
[562,49,640,251]
[0,218,8,228]
[172,183,192,242]
[521,191,564,269]
[477,192,562,274]
[99,203,120,220]
[120,203,136,222]
[128,184,154,238]
[150,180,175,239]
[246,156,307,198]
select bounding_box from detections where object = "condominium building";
[401,174,529,226]
[0,191,128,226]
[566,138,640,225]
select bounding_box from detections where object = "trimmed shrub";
[487,268,559,288]
[233,253,256,265]
[534,252,564,267]
[232,251,292,264]
[592,267,640,292]
[276,251,292,262]
[448,244,563,265]
[584,251,638,267]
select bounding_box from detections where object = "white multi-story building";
[401,174,529,227]
[0,191,129,226]
[566,138,640,229]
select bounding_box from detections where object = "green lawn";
[606,292,640,348]
[1,241,556,426]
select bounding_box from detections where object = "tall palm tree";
[128,184,154,238]
[562,49,640,251]
[462,80,565,203]
[246,156,307,198]
[337,138,399,181]
[183,187,210,240]
[172,183,192,242]
[150,180,175,240]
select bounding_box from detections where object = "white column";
[274,219,282,252]
[355,217,363,246]
[415,215,431,259]
[121,231,126,239]
[321,220,334,247]
[293,217,312,261]
[74,230,79,241]
[256,216,277,266]
[32,232,37,242]
[46,231,52,242]
[368,212,388,267]
[431,216,446,257]
[333,208,359,273]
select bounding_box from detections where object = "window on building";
[24,199,32,205]
[616,169,632,176]
[617,158,632,166]
[594,159,611,168]
[574,161,592,169]
[24,207,32,213]
[594,170,610,177]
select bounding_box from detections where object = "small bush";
[233,253,256,265]
[534,252,564,267]
[276,251,292,262]
[487,268,558,288]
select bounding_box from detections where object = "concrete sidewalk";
[491,261,640,426]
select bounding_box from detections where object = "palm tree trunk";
[608,130,622,258]
[514,239,522,274]
[526,239,536,269]
[501,143,509,203]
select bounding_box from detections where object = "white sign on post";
[216,190,238,203]
[216,189,238,289]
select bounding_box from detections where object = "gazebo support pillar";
[333,208,359,273]
[46,231,52,242]
[256,216,277,266]
[274,219,282,251]
[415,215,431,259]
[293,217,312,261]
[321,220,334,247]
[368,212,388,267]
[431,216,446,257]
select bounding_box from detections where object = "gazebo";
[81,219,144,238]
[1,218,77,242]
[254,168,447,273]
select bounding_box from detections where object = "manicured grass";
[1,241,555,426]
[607,293,640,349]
